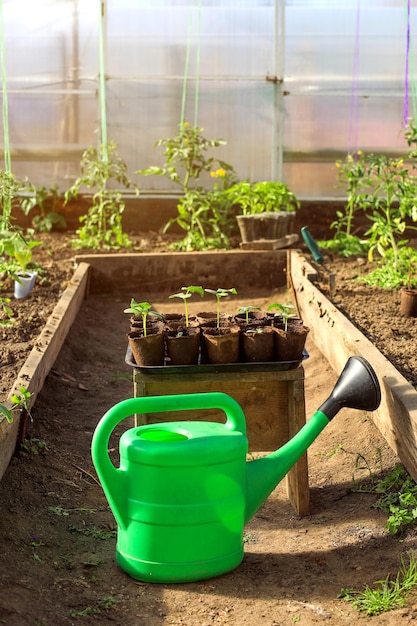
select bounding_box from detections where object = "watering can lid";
[120,420,248,467]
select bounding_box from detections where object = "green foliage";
[267,302,296,331]
[334,123,417,272]
[237,305,262,324]
[169,285,204,326]
[339,553,417,616]
[357,246,417,290]
[70,596,118,618]
[21,184,66,232]
[0,170,31,225]
[372,463,417,535]
[138,123,238,251]
[225,180,300,215]
[0,386,32,424]
[0,290,13,326]
[65,141,138,250]
[318,233,368,258]
[138,122,235,194]
[204,287,237,328]
[123,299,162,336]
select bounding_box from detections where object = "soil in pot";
[128,328,165,366]
[165,326,201,365]
[234,310,268,328]
[400,288,417,317]
[241,326,275,362]
[202,325,240,364]
[273,325,309,361]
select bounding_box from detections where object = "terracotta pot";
[273,326,309,361]
[241,327,275,363]
[128,328,165,366]
[165,327,201,365]
[400,288,417,317]
[202,326,240,364]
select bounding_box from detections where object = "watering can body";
[91,356,381,583]
[91,393,250,583]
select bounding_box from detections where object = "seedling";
[169,285,204,327]
[204,287,237,328]
[123,299,163,337]
[237,305,261,324]
[267,302,296,331]
[0,386,32,423]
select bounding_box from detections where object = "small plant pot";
[241,326,275,362]
[400,288,417,317]
[197,312,230,328]
[165,327,201,365]
[273,326,309,361]
[234,311,268,329]
[202,326,240,364]
[128,328,165,366]
[14,271,37,299]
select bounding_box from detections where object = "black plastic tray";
[125,344,309,375]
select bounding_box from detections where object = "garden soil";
[1,233,417,625]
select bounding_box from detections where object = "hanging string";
[180,0,202,128]
[193,0,202,128]
[348,0,361,156]
[180,3,194,127]
[98,0,108,161]
[0,0,11,174]
[403,0,411,127]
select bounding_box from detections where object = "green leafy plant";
[0,386,32,424]
[21,184,66,232]
[339,553,417,616]
[237,305,261,323]
[70,595,118,618]
[123,299,163,336]
[267,302,296,331]
[225,180,300,215]
[372,463,417,535]
[357,246,417,290]
[138,123,237,251]
[168,285,204,326]
[65,140,138,250]
[334,124,417,270]
[204,287,237,328]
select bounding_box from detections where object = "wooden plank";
[291,249,417,484]
[74,250,288,295]
[0,263,90,481]
[133,366,309,515]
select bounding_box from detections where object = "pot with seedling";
[235,306,274,362]
[201,288,240,364]
[125,300,165,366]
[268,303,309,362]
[166,286,204,365]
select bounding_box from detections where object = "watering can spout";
[245,356,381,523]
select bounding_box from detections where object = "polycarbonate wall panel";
[0,0,415,198]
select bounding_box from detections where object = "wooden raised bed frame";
[2,247,417,491]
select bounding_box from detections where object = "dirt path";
[0,290,414,625]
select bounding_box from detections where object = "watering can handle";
[91,392,247,522]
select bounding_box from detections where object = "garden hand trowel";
[301,226,336,296]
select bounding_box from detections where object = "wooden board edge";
[290,249,417,482]
[0,263,90,481]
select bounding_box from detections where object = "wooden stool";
[131,363,309,516]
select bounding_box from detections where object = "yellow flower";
[357,149,363,156]
[216,168,226,177]
[183,122,189,127]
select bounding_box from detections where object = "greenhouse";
[1,1,417,624]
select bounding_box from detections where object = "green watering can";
[91,356,381,583]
